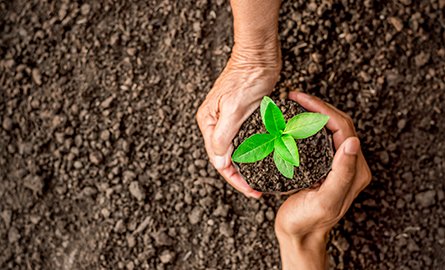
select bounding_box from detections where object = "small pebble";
[127,235,136,248]
[159,250,174,264]
[415,190,436,208]
[101,208,110,218]
[189,207,203,225]
[255,211,265,223]
[89,151,103,165]
[114,219,126,233]
[100,130,111,141]
[8,227,20,243]
[389,17,403,32]
[415,52,430,67]
[219,222,234,237]
[101,96,114,108]
[32,68,42,85]
[2,117,12,131]
[80,3,91,15]
[397,119,407,130]
[73,161,83,169]
[129,181,145,201]
[126,261,134,270]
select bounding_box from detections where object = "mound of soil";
[233,97,334,193]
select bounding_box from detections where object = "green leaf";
[260,96,273,124]
[232,133,276,163]
[284,113,329,139]
[273,151,294,178]
[274,134,300,166]
[264,101,285,135]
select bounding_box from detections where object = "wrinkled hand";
[275,92,372,270]
[196,42,281,198]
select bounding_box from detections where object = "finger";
[196,108,217,163]
[288,91,356,149]
[197,107,262,198]
[219,164,262,198]
[288,91,343,132]
[205,133,262,198]
[319,137,360,201]
[324,102,353,121]
[350,153,372,198]
[211,105,245,168]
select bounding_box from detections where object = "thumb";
[211,107,244,169]
[320,137,360,198]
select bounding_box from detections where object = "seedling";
[232,96,329,179]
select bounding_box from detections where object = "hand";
[196,41,281,198]
[275,92,372,270]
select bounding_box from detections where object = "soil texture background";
[234,98,334,193]
[1,0,445,269]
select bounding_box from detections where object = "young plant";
[232,96,329,179]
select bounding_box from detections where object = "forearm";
[277,232,328,270]
[229,0,281,68]
[231,0,280,44]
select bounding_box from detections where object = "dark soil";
[1,0,445,269]
[234,98,334,193]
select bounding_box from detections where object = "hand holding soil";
[275,92,372,269]
[196,0,281,198]
[196,52,280,198]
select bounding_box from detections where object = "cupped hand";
[196,43,281,198]
[275,92,372,269]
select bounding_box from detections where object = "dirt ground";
[1,0,444,269]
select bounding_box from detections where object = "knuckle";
[338,118,350,129]
[196,107,203,122]
[338,116,356,134]
[363,167,372,186]
[356,167,372,194]
[196,112,206,131]
[221,100,246,121]
[212,132,225,147]
[315,199,341,220]
[343,116,354,127]
[344,165,356,179]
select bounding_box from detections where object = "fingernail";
[247,191,262,199]
[235,178,252,193]
[299,92,312,101]
[344,138,360,155]
[213,155,226,169]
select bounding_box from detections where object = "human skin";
[196,2,371,268]
[275,92,372,269]
[196,0,282,198]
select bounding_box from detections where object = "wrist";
[230,36,281,73]
[276,231,328,270]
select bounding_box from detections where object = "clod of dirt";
[415,190,436,208]
[89,151,103,165]
[1,210,12,229]
[189,207,204,225]
[2,117,13,131]
[23,175,44,194]
[159,250,175,264]
[31,68,42,85]
[129,181,145,201]
[8,227,20,243]
[233,98,334,193]
[415,52,430,67]
[151,231,173,246]
[219,222,234,237]
[389,17,403,32]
